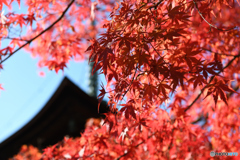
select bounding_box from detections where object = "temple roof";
[0,77,108,159]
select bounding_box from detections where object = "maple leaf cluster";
[10,145,42,160]
[1,0,240,159]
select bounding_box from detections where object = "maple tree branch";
[146,0,163,11]
[192,0,236,32]
[167,128,175,150]
[115,141,144,160]
[191,113,208,125]
[184,54,240,112]
[138,0,163,11]
[202,48,239,57]
[147,38,169,66]
[227,86,239,98]
[120,0,163,35]
[115,133,154,160]
[0,0,75,64]
[0,36,29,42]
[120,65,138,102]
[191,87,239,127]
[191,114,204,124]
[148,41,161,57]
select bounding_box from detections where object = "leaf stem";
[0,0,75,64]
[193,0,236,32]
[184,54,240,112]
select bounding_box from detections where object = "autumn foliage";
[1,0,240,159]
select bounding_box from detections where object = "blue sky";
[0,1,107,143]
[0,48,107,143]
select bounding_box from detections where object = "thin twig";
[0,36,29,42]
[227,86,239,98]
[184,54,240,112]
[191,86,239,126]
[191,114,204,124]
[0,0,75,64]
[202,48,239,57]
[193,0,236,32]
[115,133,154,160]
[120,65,138,102]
